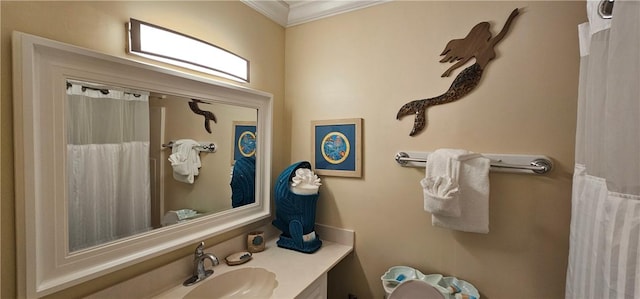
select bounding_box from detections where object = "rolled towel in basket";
[290,168,322,195]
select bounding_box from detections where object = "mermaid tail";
[189,100,217,133]
[396,63,483,136]
[396,96,442,136]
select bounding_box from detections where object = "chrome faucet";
[183,241,219,286]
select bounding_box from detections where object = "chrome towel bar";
[395,151,553,175]
[162,140,217,153]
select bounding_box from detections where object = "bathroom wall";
[285,1,585,298]
[0,1,285,298]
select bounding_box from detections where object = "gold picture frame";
[311,118,362,178]
[231,121,257,165]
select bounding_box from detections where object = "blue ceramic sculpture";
[231,156,256,208]
[272,161,322,253]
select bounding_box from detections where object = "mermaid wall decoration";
[397,8,520,136]
[189,99,217,134]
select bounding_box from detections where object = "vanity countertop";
[153,225,353,299]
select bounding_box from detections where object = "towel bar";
[395,151,553,175]
[162,140,217,153]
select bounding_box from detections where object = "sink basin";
[184,267,278,299]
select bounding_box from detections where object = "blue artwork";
[314,124,356,171]
[322,132,350,164]
[233,124,256,162]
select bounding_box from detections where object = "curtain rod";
[66,80,143,97]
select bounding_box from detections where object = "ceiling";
[241,0,390,27]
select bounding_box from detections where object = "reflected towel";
[168,139,201,184]
[161,209,198,226]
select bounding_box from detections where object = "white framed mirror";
[12,31,272,298]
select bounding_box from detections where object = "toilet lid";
[388,280,446,299]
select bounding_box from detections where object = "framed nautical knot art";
[232,121,257,164]
[311,118,362,178]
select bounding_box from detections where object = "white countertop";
[153,226,353,299]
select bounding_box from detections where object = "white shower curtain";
[566,1,640,298]
[66,81,152,252]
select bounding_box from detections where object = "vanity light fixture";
[127,18,249,82]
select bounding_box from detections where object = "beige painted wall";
[285,1,585,298]
[0,1,285,298]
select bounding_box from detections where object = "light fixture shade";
[128,18,249,82]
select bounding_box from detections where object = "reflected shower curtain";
[566,1,640,298]
[66,81,151,252]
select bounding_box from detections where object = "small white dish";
[224,251,253,266]
[381,266,479,299]
[388,279,446,299]
[417,272,444,285]
[441,277,480,299]
[417,273,448,294]
[382,267,448,296]
[380,266,418,285]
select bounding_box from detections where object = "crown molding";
[287,0,389,27]
[242,0,390,27]
[241,0,290,27]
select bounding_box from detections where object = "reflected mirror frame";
[12,31,272,298]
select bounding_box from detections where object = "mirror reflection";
[66,80,257,252]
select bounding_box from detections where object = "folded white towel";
[422,175,460,217]
[290,168,322,195]
[168,139,201,184]
[422,149,468,217]
[424,149,490,233]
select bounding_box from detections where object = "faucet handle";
[184,241,218,286]
[194,241,205,257]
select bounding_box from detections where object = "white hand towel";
[168,139,201,184]
[425,149,490,233]
[422,149,468,217]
